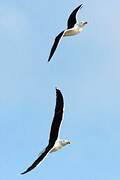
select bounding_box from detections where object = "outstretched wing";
[48,31,65,62]
[48,88,64,145]
[21,88,64,175]
[67,4,83,29]
[21,145,51,175]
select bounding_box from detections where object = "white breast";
[64,26,83,37]
[50,141,63,153]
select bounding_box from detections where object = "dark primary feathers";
[21,88,64,175]
[48,31,65,62]
[21,145,51,175]
[49,88,64,144]
[67,4,83,29]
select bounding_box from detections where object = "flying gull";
[48,4,87,62]
[21,88,70,175]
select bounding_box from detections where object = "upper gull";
[48,4,88,62]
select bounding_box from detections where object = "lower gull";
[48,4,87,62]
[21,88,70,175]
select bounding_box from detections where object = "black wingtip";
[78,4,83,10]
[20,168,31,175]
[21,172,24,175]
[48,57,51,62]
[20,170,28,175]
[55,87,61,93]
[55,88,63,103]
[80,3,83,7]
[55,86,59,90]
[48,51,53,62]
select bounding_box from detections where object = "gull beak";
[84,21,88,25]
[68,141,71,144]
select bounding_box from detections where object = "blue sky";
[0,0,120,179]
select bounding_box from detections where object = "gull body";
[64,22,87,36]
[50,139,70,153]
[48,4,87,62]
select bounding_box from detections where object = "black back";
[67,4,83,29]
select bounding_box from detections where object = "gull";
[21,88,70,175]
[48,4,87,62]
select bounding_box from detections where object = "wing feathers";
[21,89,64,175]
[48,31,65,62]
[21,145,51,175]
[67,4,83,29]
[48,88,64,144]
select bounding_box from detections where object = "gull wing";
[67,4,83,29]
[48,88,64,145]
[21,88,64,175]
[21,145,52,175]
[48,31,65,62]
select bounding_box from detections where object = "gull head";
[78,21,88,28]
[61,139,71,146]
